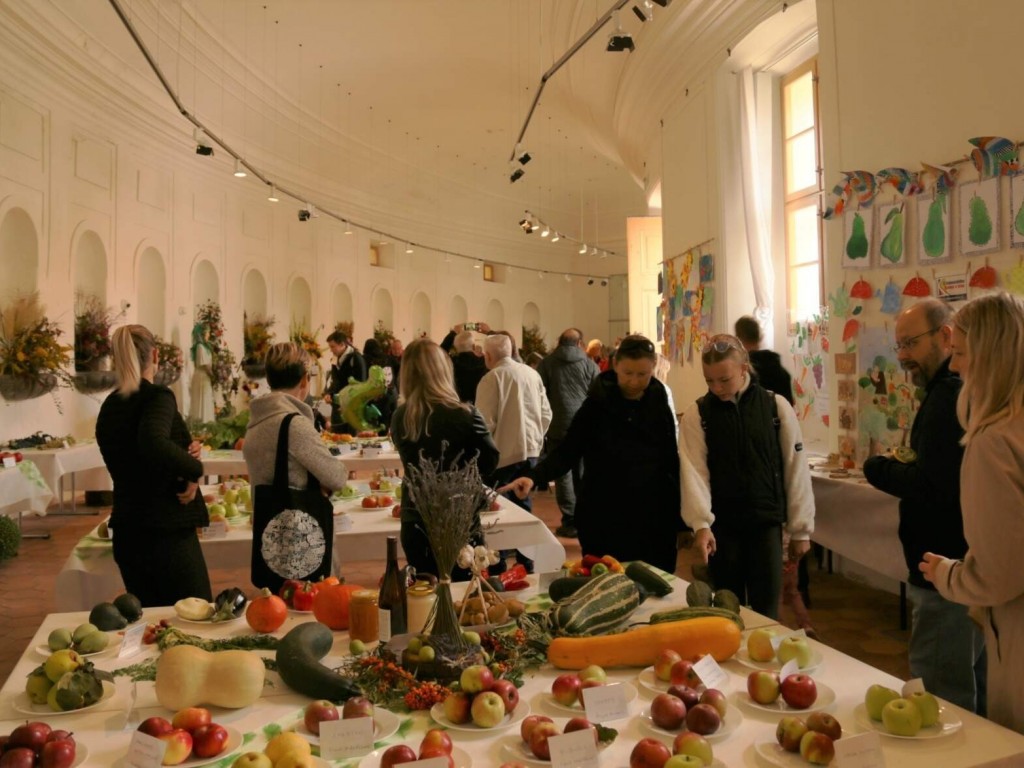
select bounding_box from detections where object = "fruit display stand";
[20,442,112,515]
[52,494,565,611]
[201,449,403,481]
[5,579,1024,767]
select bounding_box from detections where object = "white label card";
[378,608,392,642]
[405,759,448,768]
[118,623,146,658]
[125,731,166,768]
[319,716,374,760]
[833,731,885,768]
[580,682,629,722]
[202,520,228,539]
[901,678,926,697]
[538,571,562,590]
[2,456,15,468]
[549,729,600,768]
[780,659,800,680]
[692,655,729,691]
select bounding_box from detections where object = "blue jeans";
[907,583,987,715]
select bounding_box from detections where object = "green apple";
[237,487,252,507]
[746,628,777,662]
[909,691,940,727]
[222,488,238,504]
[882,698,922,736]
[207,502,226,517]
[578,664,607,684]
[776,636,812,668]
[48,628,73,651]
[864,684,900,721]
[672,732,713,766]
[664,756,704,768]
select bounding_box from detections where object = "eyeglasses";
[618,336,655,354]
[705,336,743,355]
[892,327,939,353]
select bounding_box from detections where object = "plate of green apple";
[854,698,962,739]
[735,629,822,674]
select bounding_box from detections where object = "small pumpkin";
[246,588,288,633]
[312,583,365,630]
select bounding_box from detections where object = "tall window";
[782,58,822,322]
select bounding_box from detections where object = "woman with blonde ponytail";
[96,325,212,606]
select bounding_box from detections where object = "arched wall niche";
[192,258,219,308]
[372,287,394,332]
[242,268,268,320]
[449,294,468,327]
[136,245,166,336]
[288,275,312,331]
[72,230,107,305]
[485,298,505,331]
[332,283,353,326]
[523,301,541,330]
[0,206,38,304]
[410,291,431,339]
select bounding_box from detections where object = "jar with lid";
[406,579,438,635]
[348,590,379,643]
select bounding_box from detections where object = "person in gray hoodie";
[536,328,600,538]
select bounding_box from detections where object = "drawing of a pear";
[880,207,904,263]
[923,196,945,258]
[1014,198,1024,237]
[969,195,993,245]
[846,212,869,259]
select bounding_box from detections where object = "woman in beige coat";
[920,292,1024,734]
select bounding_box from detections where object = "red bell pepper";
[503,579,531,592]
[278,579,303,608]
[292,581,319,612]
[499,564,528,586]
[581,554,602,568]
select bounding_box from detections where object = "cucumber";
[625,561,673,597]
[649,606,745,630]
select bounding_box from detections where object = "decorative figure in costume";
[189,322,216,422]
[334,364,387,433]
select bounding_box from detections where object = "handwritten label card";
[118,623,146,659]
[319,717,374,760]
[833,731,885,768]
[125,731,166,768]
[780,659,800,681]
[580,682,629,722]
[405,759,449,768]
[692,655,730,691]
[549,728,600,768]
[901,678,926,697]
[202,520,228,539]
[2,456,15,469]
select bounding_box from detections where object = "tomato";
[292,581,319,612]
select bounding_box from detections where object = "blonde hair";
[111,325,156,396]
[700,333,749,366]
[265,342,310,390]
[399,339,468,441]
[954,292,1024,444]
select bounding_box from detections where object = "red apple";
[551,673,583,707]
[776,715,809,753]
[377,495,394,506]
[669,659,702,688]
[304,700,340,735]
[684,703,721,736]
[564,717,599,744]
[442,691,472,725]
[361,496,379,509]
[653,649,683,682]
[520,714,553,743]
[0,748,36,768]
[171,707,211,734]
[650,692,687,730]
[137,717,174,738]
[672,732,714,766]
[799,731,835,766]
[629,737,672,768]
[191,724,229,759]
[699,688,727,719]
[369,480,381,491]
[157,729,193,766]
[780,674,818,710]
[39,739,77,768]
[9,722,51,752]
[380,744,417,768]
[47,731,74,745]
[528,721,560,760]
[391,504,401,518]
[667,685,701,710]
[747,670,781,705]
[342,696,375,719]
[489,498,501,511]
[419,728,453,755]
[491,678,520,714]
[460,663,494,694]
[806,711,842,741]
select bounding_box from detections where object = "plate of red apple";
[627,735,730,768]
[739,670,836,714]
[754,711,844,767]
[355,494,396,511]
[430,664,528,732]
[358,731,471,768]
[639,689,743,743]
[502,715,612,765]
[735,629,822,673]
[135,709,242,767]
[295,697,401,745]
[0,721,87,768]
[544,669,637,716]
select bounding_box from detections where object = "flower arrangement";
[290,324,324,363]
[333,320,354,340]
[0,293,74,401]
[193,300,239,413]
[373,320,396,349]
[73,294,115,371]
[154,336,183,386]
[521,324,548,359]
[242,313,275,365]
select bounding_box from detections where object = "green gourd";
[549,572,640,636]
[880,208,904,263]
[276,622,362,701]
[969,195,993,246]
[624,560,674,597]
[922,197,946,258]
[846,212,869,259]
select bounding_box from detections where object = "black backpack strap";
[765,389,781,430]
[273,413,299,491]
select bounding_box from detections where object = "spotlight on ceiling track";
[540,225,550,238]
[298,203,316,222]
[632,1,653,22]
[578,243,588,254]
[588,278,595,285]
[607,12,635,52]
[510,168,525,183]
[233,158,247,178]
[601,279,608,287]
[267,185,279,203]
[519,217,533,233]
[515,144,532,165]
[194,127,213,156]
[551,232,560,242]
[344,221,353,235]
[405,243,414,254]
[651,0,672,6]
[589,247,598,256]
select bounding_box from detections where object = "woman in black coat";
[390,340,499,579]
[501,335,682,572]
[95,325,212,606]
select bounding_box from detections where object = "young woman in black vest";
[679,334,815,618]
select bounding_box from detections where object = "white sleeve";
[665,385,679,442]
[475,373,498,434]
[679,403,714,531]
[777,394,815,540]
[538,375,552,433]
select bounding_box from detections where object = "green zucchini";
[649,606,745,631]
[625,561,673,597]
[550,572,640,636]
[548,576,592,603]
[685,581,714,608]
[276,622,362,702]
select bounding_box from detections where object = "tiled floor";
[0,490,910,687]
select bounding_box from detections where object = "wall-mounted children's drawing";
[917,193,951,263]
[837,379,856,402]
[699,253,714,283]
[842,208,874,268]
[839,405,856,431]
[959,178,1000,256]
[1006,259,1024,296]
[1011,174,1024,249]
[879,279,903,315]
[856,328,918,461]
[834,352,856,375]
[876,203,906,266]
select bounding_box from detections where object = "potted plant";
[373,320,396,350]
[73,294,118,392]
[334,320,354,341]
[521,324,548,359]
[0,293,73,403]
[242,313,275,379]
[154,337,183,386]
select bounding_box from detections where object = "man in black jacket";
[735,315,794,404]
[323,331,367,433]
[863,298,986,714]
[440,322,491,403]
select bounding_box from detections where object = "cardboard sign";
[580,682,629,723]
[201,520,228,539]
[2,456,15,469]
[319,716,374,760]
[780,659,800,681]
[692,655,729,691]
[125,731,166,768]
[549,728,600,768]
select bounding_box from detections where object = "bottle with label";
[378,536,407,642]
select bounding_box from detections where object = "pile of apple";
[360,494,395,510]
[0,722,77,768]
[627,735,714,768]
[746,670,819,709]
[649,651,727,736]
[231,731,317,768]
[518,715,601,762]
[864,684,940,736]
[746,628,814,668]
[205,481,251,524]
[443,664,520,728]
[549,664,613,710]
[302,696,375,736]
[137,707,231,766]
[378,729,454,767]
[776,713,842,765]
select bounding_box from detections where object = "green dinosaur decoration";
[880,207,904,263]
[922,195,946,258]
[968,195,993,246]
[334,364,387,433]
[846,212,869,259]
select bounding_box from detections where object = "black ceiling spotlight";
[601,279,608,287]
[651,0,672,6]
[519,217,531,232]
[515,143,532,165]
[587,278,595,285]
[632,1,653,22]
[510,167,525,183]
[193,127,213,156]
[298,203,316,222]
[607,12,635,52]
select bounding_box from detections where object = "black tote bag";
[251,413,334,592]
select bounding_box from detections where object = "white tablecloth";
[54,495,565,610]
[202,448,404,478]
[20,442,112,512]
[6,579,1024,767]
[0,460,54,518]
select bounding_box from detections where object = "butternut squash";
[546,616,741,669]
[155,645,265,709]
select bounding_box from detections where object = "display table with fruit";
[20,442,112,515]
[6,574,1024,767]
[0,459,54,520]
[201,449,403,481]
[53,494,565,611]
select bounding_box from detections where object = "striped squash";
[549,572,640,636]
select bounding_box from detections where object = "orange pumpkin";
[313,583,364,630]
[317,575,341,588]
[246,588,288,633]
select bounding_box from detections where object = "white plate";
[754,740,808,767]
[430,700,531,732]
[71,743,89,768]
[359,746,470,768]
[733,631,823,673]
[13,679,116,716]
[636,666,670,695]
[176,726,243,767]
[500,735,619,767]
[35,641,113,660]
[291,708,402,745]
[638,703,743,743]
[733,682,836,714]
[542,681,638,715]
[173,610,246,626]
[853,702,963,739]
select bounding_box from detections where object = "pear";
[44,649,83,683]
[881,209,904,263]
[75,630,109,654]
[846,212,868,259]
[969,195,993,246]
[923,197,946,257]
[72,623,99,644]
[47,628,73,652]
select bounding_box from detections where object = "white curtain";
[737,67,775,346]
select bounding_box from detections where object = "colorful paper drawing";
[936,273,968,305]
[837,380,857,402]
[968,136,1019,178]
[856,328,918,462]
[680,251,694,294]
[699,286,714,328]
[839,435,856,465]
[682,291,696,317]
[842,208,874,268]
[1011,175,1024,249]
[1005,260,1024,296]
[879,280,903,315]
[876,203,906,266]
[699,253,714,283]
[920,162,958,195]
[828,289,852,319]
[917,193,951,264]
[834,353,856,375]
[839,406,856,431]
[959,178,1000,256]
[877,167,923,196]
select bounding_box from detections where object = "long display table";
[21,442,111,514]
[202,449,404,479]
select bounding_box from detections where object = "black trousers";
[707,522,783,619]
[112,525,212,607]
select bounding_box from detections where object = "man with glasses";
[863,298,986,715]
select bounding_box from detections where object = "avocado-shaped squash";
[712,588,742,614]
[88,602,127,631]
[113,593,143,623]
[276,622,362,702]
[685,581,714,608]
[155,645,265,710]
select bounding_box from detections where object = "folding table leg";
[17,511,50,539]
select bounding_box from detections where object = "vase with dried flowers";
[373,320,397,350]
[290,324,324,379]
[0,293,73,404]
[154,336,183,386]
[333,320,354,341]
[72,294,119,392]
[242,313,275,379]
